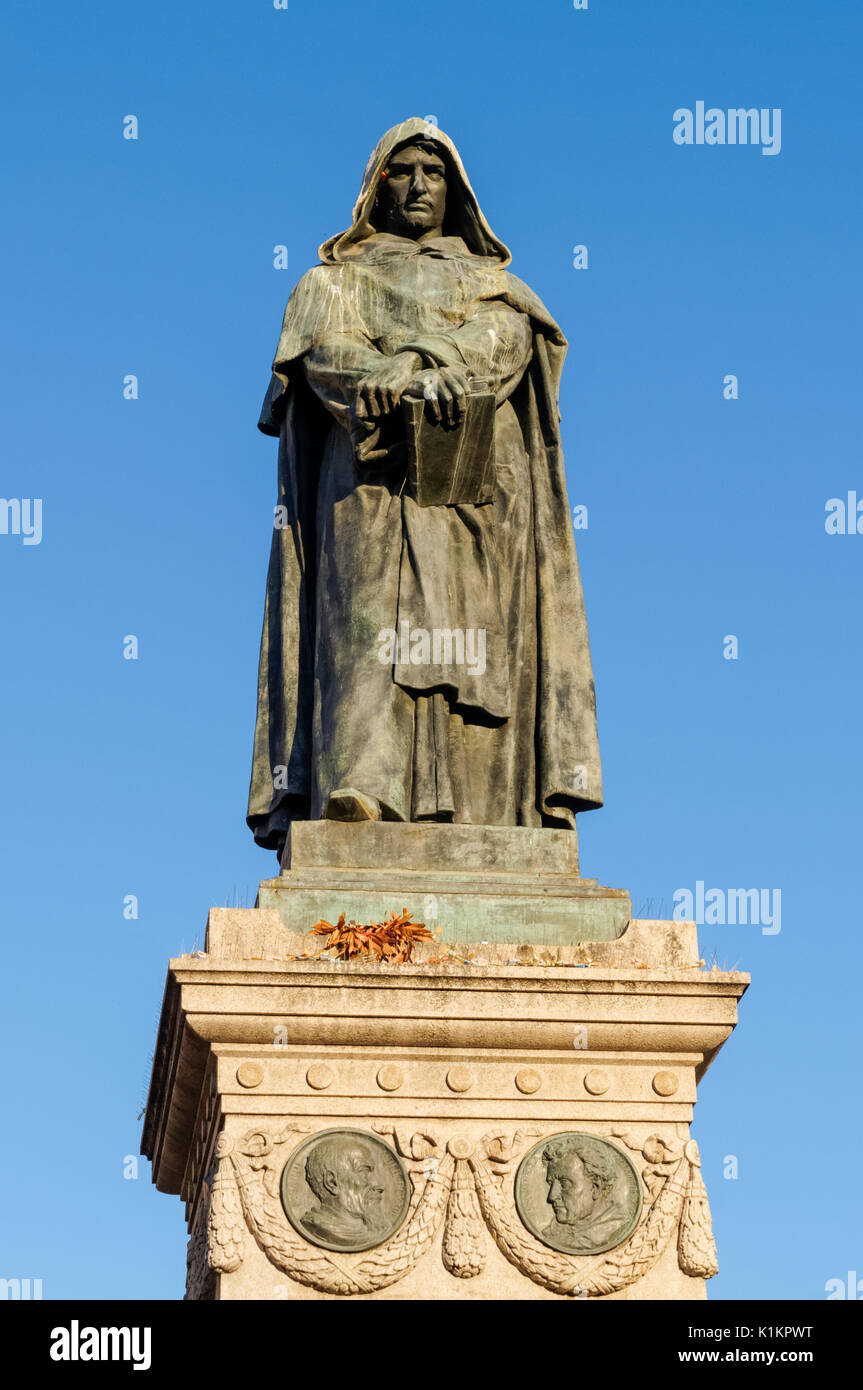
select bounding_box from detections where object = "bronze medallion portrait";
[280,1128,411,1253]
[515,1132,642,1256]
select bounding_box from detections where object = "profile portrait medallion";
[515,1132,642,1256]
[280,1127,411,1253]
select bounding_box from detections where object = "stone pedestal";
[263,821,632,943]
[142,855,748,1301]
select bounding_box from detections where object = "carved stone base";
[142,899,747,1301]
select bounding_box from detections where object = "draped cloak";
[247,118,602,852]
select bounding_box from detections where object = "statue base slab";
[142,906,747,1301]
[259,821,631,944]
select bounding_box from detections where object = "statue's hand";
[355,352,422,419]
[404,366,470,426]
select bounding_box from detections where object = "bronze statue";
[248,118,602,853]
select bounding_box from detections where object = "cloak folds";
[247,118,602,852]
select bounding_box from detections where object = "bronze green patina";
[515,1133,643,1256]
[280,1128,411,1253]
[248,118,603,854]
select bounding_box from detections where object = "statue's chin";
[386,213,439,240]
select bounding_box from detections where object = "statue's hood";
[319,118,512,268]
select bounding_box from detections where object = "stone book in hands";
[402,383,496,507]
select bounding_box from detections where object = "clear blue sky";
[1,0,860,1300]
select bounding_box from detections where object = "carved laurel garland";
[185,1186,216,1301]
[206,1124,717,1297]
[209,1126,452,1296]
[677,1149,720,1279]
[469,1135,682,1298]
[441,1153,487,1278]
[207,1150,246,1274]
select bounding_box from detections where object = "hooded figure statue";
[248,118,603,853]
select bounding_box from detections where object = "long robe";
[247,119,602,852]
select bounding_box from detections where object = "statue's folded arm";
[302,333,391,421]
[399,298,533,400]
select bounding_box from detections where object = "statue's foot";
[323,788,382,822]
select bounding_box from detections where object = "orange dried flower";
[312,908,433,964]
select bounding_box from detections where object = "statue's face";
[545,1152,595,1224]
[325,1145,383,1223]
[377,144,447,239]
